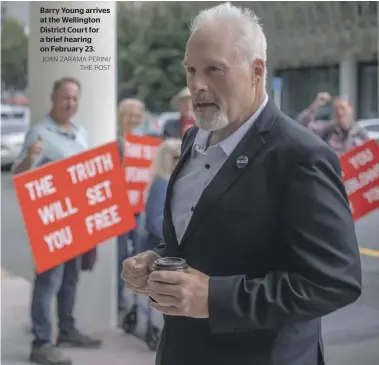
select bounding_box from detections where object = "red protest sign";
[340,140,379,221]
[123,134,162,213]
[13,142,136,273]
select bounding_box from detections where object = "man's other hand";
[121,250,161,295]
[28,136,43,160]
[314,92,331,107]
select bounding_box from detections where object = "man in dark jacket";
[122,3,362,365]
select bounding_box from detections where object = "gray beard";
[195,111,229,131]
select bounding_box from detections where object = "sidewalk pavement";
[1,269,156,365]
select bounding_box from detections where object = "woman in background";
[116,98,145,317]
[118,98,145,137]
[143,138,182,250]
[124,138,182,351]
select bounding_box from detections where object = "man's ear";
[252,59,265,85]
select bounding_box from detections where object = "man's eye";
[208,66,221,73]
[187,67,195,74]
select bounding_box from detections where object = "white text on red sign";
[24,152,122,253]
[125,142,159,160]
[348,148,374,170]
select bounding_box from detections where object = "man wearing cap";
[163,87,195,139]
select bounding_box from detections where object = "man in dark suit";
[121,3,362,365]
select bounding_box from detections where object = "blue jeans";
[31,257,81,348]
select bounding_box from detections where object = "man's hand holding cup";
[147,258,210,318]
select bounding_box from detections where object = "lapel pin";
[236,155,249,168]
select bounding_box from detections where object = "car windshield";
[365,124,379,132]
[1,122,27,135]
[1,111,25,120]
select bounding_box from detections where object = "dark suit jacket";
[153,99,362,365]
[144,176,169,250]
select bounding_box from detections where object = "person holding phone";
[298,92,369,156]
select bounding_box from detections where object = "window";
[358,61,378,119]
[275,65,339,119]
[366,124,379,132]
[12,112,25,119]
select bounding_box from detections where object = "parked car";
[357,118,379,141]
[1,104,29,122]
[133,111,181,138]
[1,121,28,167]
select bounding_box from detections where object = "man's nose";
[67,102,76,110]
[189,74,208,94]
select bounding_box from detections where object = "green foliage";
[117,2,193,113]
[1,18,28,90]
[1,4,193,111]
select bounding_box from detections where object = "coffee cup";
[149,257,188,302]
[152,257,188,272]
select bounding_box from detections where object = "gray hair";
[151,138,182,180]
[118,98,145,124]
[189,3,267,68]
[52,77,81,95]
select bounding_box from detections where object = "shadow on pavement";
[1,273,156,365]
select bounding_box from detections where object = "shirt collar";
[45,115,79,135]
[192,94,268,157]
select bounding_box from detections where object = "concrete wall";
[339,56,358,108]
[29,1,118,333]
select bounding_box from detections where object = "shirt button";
[190,206,195,212]
[205,164,211,169]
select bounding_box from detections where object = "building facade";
[257,1,378,119]
[195,1,378,119]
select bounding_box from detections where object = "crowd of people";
[11,4,370,365]
[11,75,196,365]
[13,81,368,365]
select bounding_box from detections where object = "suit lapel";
[163,129,196,246]
[180,100,279,249]
[165,99,279,250]
[178,123,264,249]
